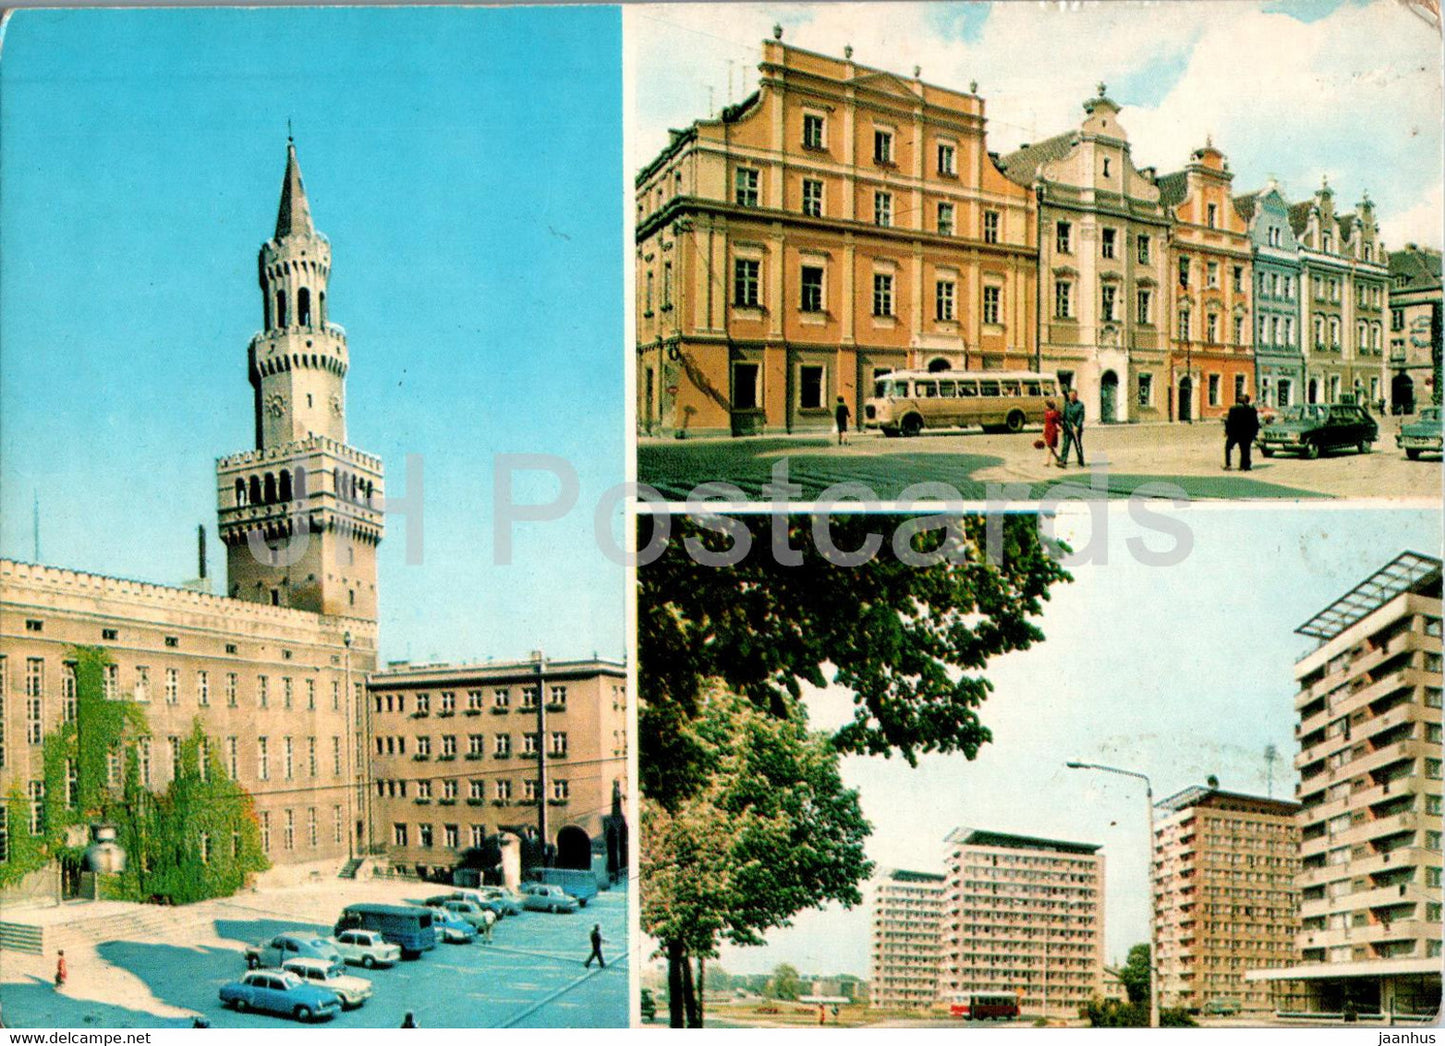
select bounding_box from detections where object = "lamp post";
[1065,760,1158,1029]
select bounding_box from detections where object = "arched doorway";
[926,357,952,373]
[1307,378,1319,405]
[555,825,592,871]
[1178,377,1193,423]
[1392,373,1416,415]
[1100,371,1119,423]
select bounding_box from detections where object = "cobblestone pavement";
[639,418,1440,503]
[0,879,627,1028]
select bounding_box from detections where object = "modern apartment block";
[940,828,1106,1018]
[1248,551,1442,1019]
[1153,785,1302,1014]
[868,868,947,1010]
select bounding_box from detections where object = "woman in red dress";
[1042,399,1062,466]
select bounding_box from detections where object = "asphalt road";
[0,886,627,1029]
[638,419,1441,503]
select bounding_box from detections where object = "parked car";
[1397,406,1442,460]
[520,883,579,913]
[334,903,437,958]
[423,906,479,943]
[1201,997,1242,1016]
[280,957,374,1009]
[244,931,342,970]
[1257,403,1378,459]
[421,896,496,929]
[462,886,524,917]
[218,969,341,1021]
[328,928,401,969]
[534,867,599,907]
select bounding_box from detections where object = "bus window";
[1043,381,1058,397]
[938,380,956,398]
[979,380,1000,397]
[874,380,890,398]
[1001,380,1022,396]
[1024,381,1041,396]
[916,380,939,398]
[958,381,979,397]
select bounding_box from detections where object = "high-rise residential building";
[1153,785,1302,1015]
[1387,244,1442,414]
[998,83,1172,424]
[868,868,947,1010]
[1157,140,1255,422]
[1247,552,1442,1019]
[634,35,1037,438]
[1235,183,1305,410]
[940,828,1105,1019]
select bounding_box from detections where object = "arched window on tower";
[248,475,262,507]
[337,470,349,502]
[279,469,293,502]
[275,289,288,328]
[235,478,248,506]
[295,466,308,498]
[351,474,359,501]
[263,472,277,505]
[364,479,374,505]
[319,292,326,326]
[298,287,311,328]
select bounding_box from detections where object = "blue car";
[219,969,342,1022]
[425,906,479,943]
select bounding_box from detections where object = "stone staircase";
[41,904,217,955]
[337,857,364,880]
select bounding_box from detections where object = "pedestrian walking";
[818,1004,827,1026]
[1041,399,1062,466]
[584,923,606,968]
[400,1011,418,1028]
[479,911,494,943]
[834,396,851,446]
[55,950,67,988]
[1058,389,1086,467]
[1223,393,1260,471]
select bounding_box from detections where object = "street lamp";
[1065,760,1159,1029]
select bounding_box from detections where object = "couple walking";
[1042,389,1086,468]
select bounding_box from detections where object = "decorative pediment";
[1099,271,1124,283]
[1052,264,1079,277]
[850,70,920,100]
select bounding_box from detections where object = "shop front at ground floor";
[1246,959,1441,1022]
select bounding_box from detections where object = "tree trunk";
[667,938,687,1028]
[682,950,701,1028]
[697,956,707,1029]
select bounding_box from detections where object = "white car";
[328,928,401,969]
[281,957,374,1009]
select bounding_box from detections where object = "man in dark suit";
[1224,393,1261,471]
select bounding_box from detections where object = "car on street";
[463,886,524,917]
[423,906,480,943]
[244,931,343,970]
[421,896,496,929]
[520,883,579,913]
[328,928,402,969]
[1397,406,1442,460]
[1201,997,1242,1016]
[1257,403,1378,459]
[218,969,342,1022]
[280,957,374,1009]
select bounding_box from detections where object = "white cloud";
[629,1,1442,246]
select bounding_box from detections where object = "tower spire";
[274,137,314,240]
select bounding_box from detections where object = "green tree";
[767,963,803,1002]
[641,514,1070,809]
[641,686,871,1027]
[1118,943,1152,1005]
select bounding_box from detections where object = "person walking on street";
[55,950,67,988]
[834,396,851,446]
[1041,399,1062,466]
[400,1011,418,1028]
[1224,393,1261,471]
[1058,389,1086,467]
[584,923,606,968]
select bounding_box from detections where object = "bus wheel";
[1005,410,1025,434]
[901,415,923,437]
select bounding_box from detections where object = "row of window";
[1055,222,1153,264]
[390,817,562,852]
[373,731,568,759]
[372,685,567,715]
[256,806,347,854]
[1178,256,1246,293]
[1053,282,1154,325]
[733,258,1004,325]
[376,777,570,803]
[1176,309,1247,347]
[247,735,346,782]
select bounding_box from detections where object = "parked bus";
[948,992,1020,1020]
[863,370,1060,437]
[334,903,436,958]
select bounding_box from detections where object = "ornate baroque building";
[1235,183,1305,410]
[635,34,1037,437]
[1387,244,1442,413]
[999,85,1171,423]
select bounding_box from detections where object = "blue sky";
[695,506,1442,976]
[0,7,625,665]
[628,0,1443,249]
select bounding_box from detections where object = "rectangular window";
[1137,288,1152,325]
[165,667,178,705]
[550,731,568,757]
[1207,261,1219,288]
[29,781,44,834]
[1138,373,1153,407]
[258,737,269,781]
[800,266,824,312]
[801,178,823,218]
[444,824,459,849]
[982,286,1001,326]
[139,738,151,786]
[798,365,824,410]
[522,732,539,756]
[470,779,485,800]
[937,202,955,236]
[393,823,407,848]
[1055,281,1072,319]
[496,780,513,802]
[733,258,760,307]
[305,679,315,710]
[733,362,760,410]
[493,688,509,710]
[873,274,894,317]
[1056,221,1072,254]
[62,663,77,722]
[1137,235,1151,264]
[284,737,294,780]
[937,142,956,176]
[1,806,9,863]
[470,825,485,848]
[734,167,759,207]
[874,191,892,227]
[331,680,340,711]
[1207,202,1218,228]
[1179,257,1190,288]
[257,675,268,708]
[552,780,570,801]
[167,736,181,781]
[1233,315,1244,344]
[25,659,43,744]
[1235,374,1247,401]
[227,737,238,779]
[1179,310,1191,341]
[802,113,825,150]
[524,780,538,802]
[1206,313,1218,343]
[419,824,433,849]
[1208,373,1221,406]
[307,808,317,848]
[936,280,956,322]
[1101,284,1116,323]
[197,670,209,707]
[1101,228,1116,259]
[104,663,119,701]
[441,735,458,758]
[494,733,511,757]
[874,129,893,165]
[226,673,238,707]
[983,210,999,245]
